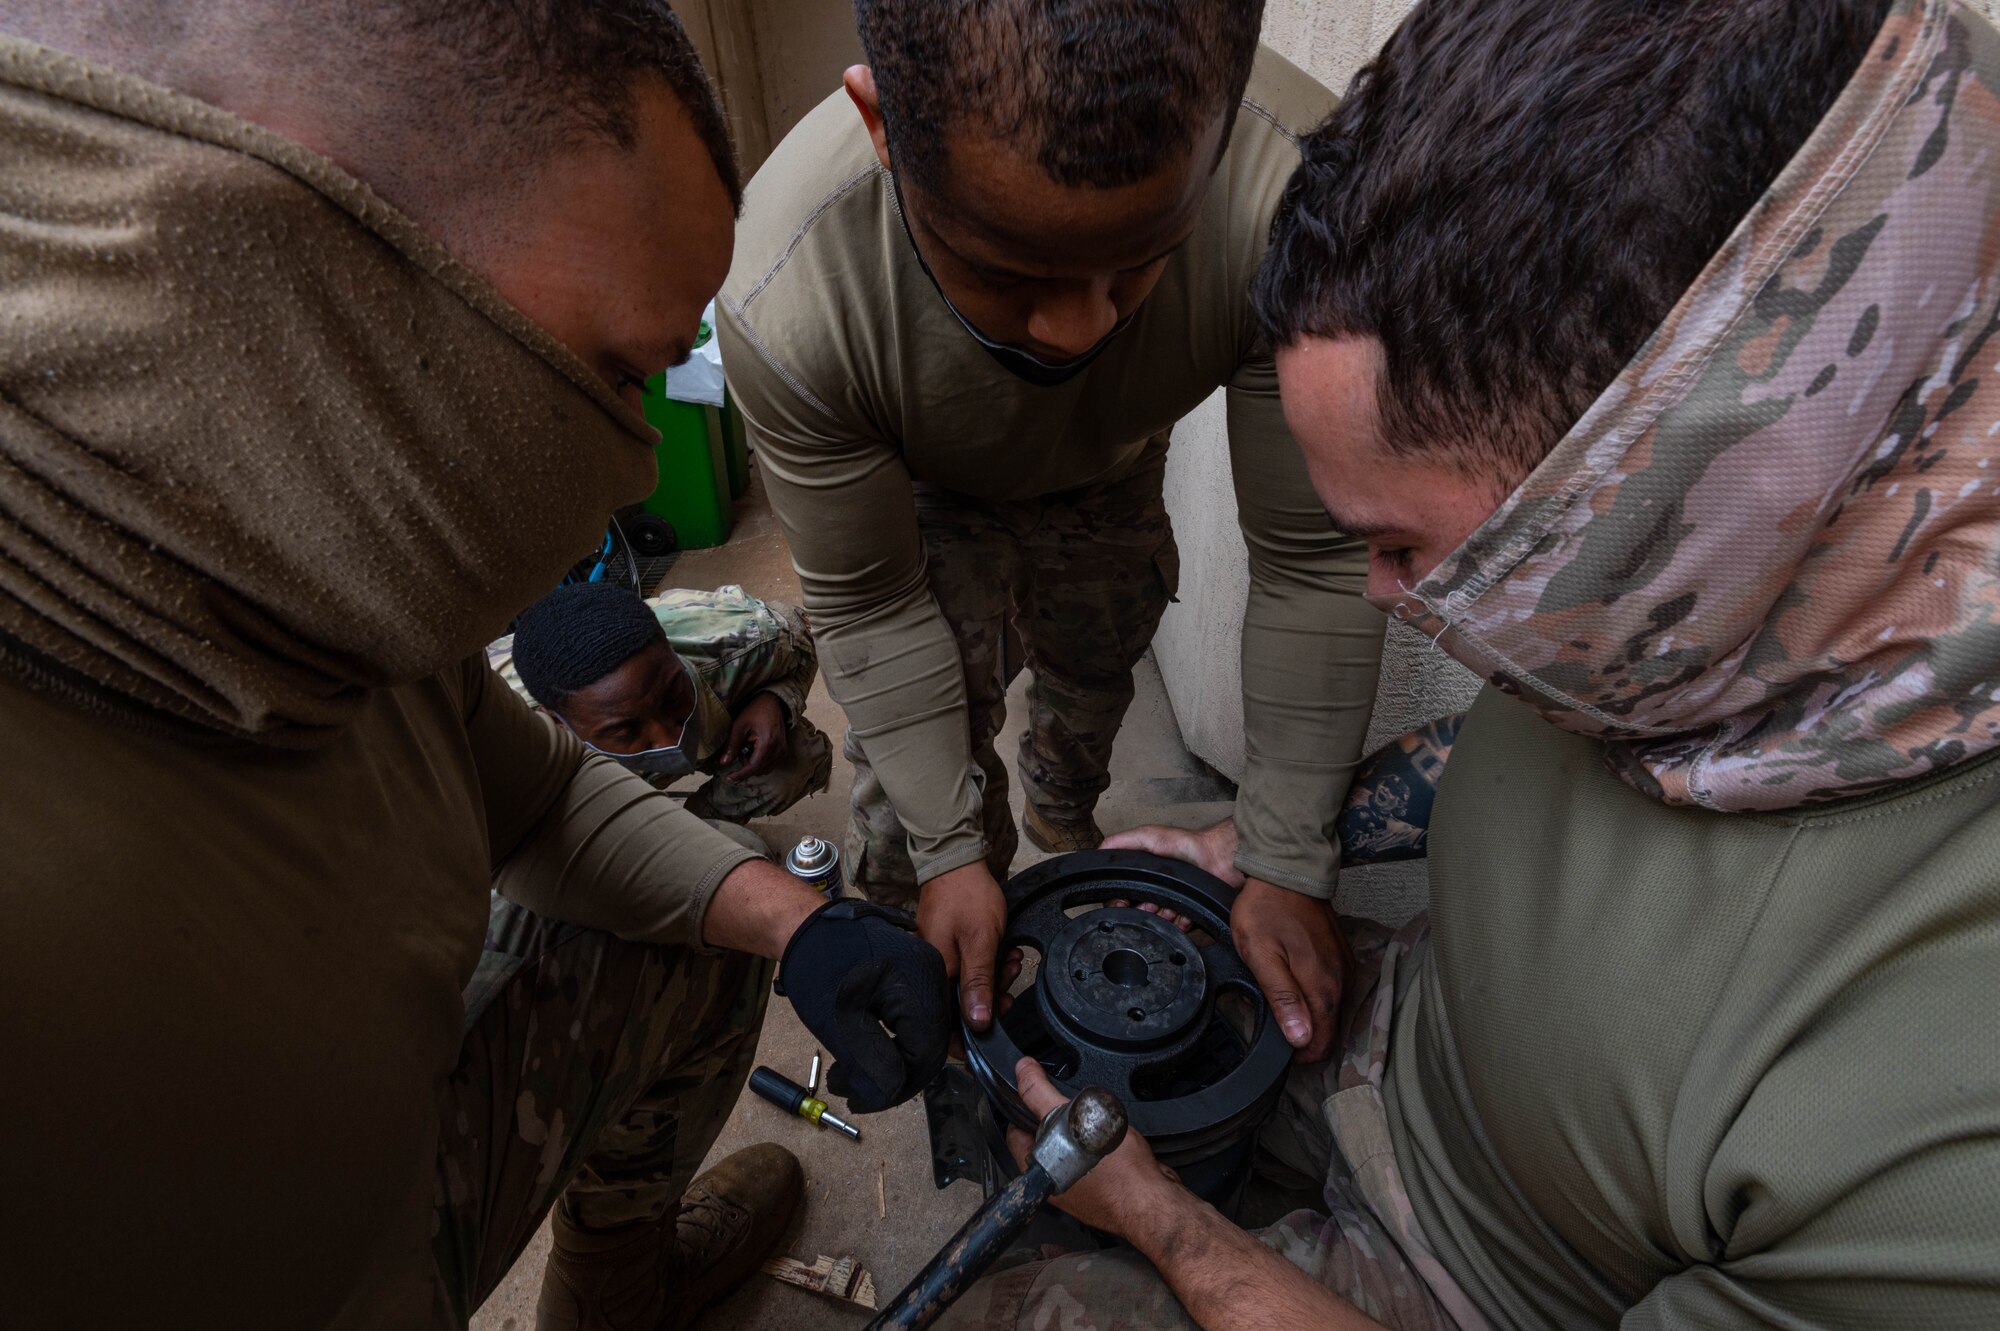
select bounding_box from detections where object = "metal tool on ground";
[749,1065,860,1140]
[866,1088,1128,1331]
[808,1050,821,1095]
[785,835,844,896]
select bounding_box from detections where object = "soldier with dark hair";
[0,3,953,1327]
[719,0,1386,1064]
[493,582,832,824]
[941,0,2000,1327]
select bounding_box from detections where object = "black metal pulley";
[960,849,1291,1204]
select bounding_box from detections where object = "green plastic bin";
[638,379,732,550]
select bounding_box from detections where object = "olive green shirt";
[1393,689,2000,1327]
[717,49,1385,895]
[0,661,758,1326]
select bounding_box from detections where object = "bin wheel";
[629,514,678,557]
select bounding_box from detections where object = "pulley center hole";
[1103,948,1149,988]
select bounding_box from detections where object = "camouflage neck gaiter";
[0,38,661,746]
[1376,0,2000,811]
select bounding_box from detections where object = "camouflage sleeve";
[457,656,760,949]
[1224,366,1386,898]
[720,599,817,726]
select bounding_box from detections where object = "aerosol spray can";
[786,836,844,897]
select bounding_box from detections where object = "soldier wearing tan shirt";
[718,0,1386,1053]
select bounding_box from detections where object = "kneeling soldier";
[496,582,834,823]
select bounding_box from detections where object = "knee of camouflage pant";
[684,722,832,825]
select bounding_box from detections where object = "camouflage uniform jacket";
[490,585,818,773]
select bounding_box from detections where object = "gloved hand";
[776,898,953,1112]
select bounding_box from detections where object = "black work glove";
[776,898,952,1113]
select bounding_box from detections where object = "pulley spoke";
[1197,940,1254,990]
[1067,1044,1136,1101]
[1006,893,1073,952]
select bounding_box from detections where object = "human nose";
[1024,279,1119,358]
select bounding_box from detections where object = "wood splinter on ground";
[877,1161,887,1218]
[761,1253,879,1311]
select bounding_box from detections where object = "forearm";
[1335,712,1464,866]
[816,599,989,882]
[1129,1180,1386,1331]
[1233,556,1383,893]
[1225,378,1386,896]
[492,754,763,946]
[700,857,824,958]
[755,459,987,881]
[466,655,765,946]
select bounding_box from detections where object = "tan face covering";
[1377,0,2000,811]
[0,39,661,746]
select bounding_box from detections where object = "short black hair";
[400,0,742,210]
[1252,0,1893,486]
[512,582,668,713]
[855,0,1267,197]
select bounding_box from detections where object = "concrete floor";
[471,465,1241,1331]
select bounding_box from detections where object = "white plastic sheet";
[662,300,727,407]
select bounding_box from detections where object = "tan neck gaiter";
[0,37,661,746]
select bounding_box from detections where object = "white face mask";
[567,660,705,779]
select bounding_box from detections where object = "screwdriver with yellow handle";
[750,1065,861,1140]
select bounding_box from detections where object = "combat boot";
[536,1142,803,1331]
[1022,805,1104,855]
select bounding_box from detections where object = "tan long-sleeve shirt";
[717,49,1385,895]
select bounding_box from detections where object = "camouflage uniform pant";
[683,714,834,824]
[848,436,1180,908]
[935,915,1494,1331]
[432,886,773,1325]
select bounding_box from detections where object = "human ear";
[842,65,893,173]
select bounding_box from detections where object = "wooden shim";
[761,1253,880,1312]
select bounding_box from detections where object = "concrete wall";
[677,0,861,179]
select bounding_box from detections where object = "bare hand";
[1101,819,1247,888]
[721,693,788,779]
[1233,878,1348,1062]
[917,861,1009,1030]
[1005,1057,1181,1238]
[1104,820,1346,1062]
[1098,820,1238,931]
